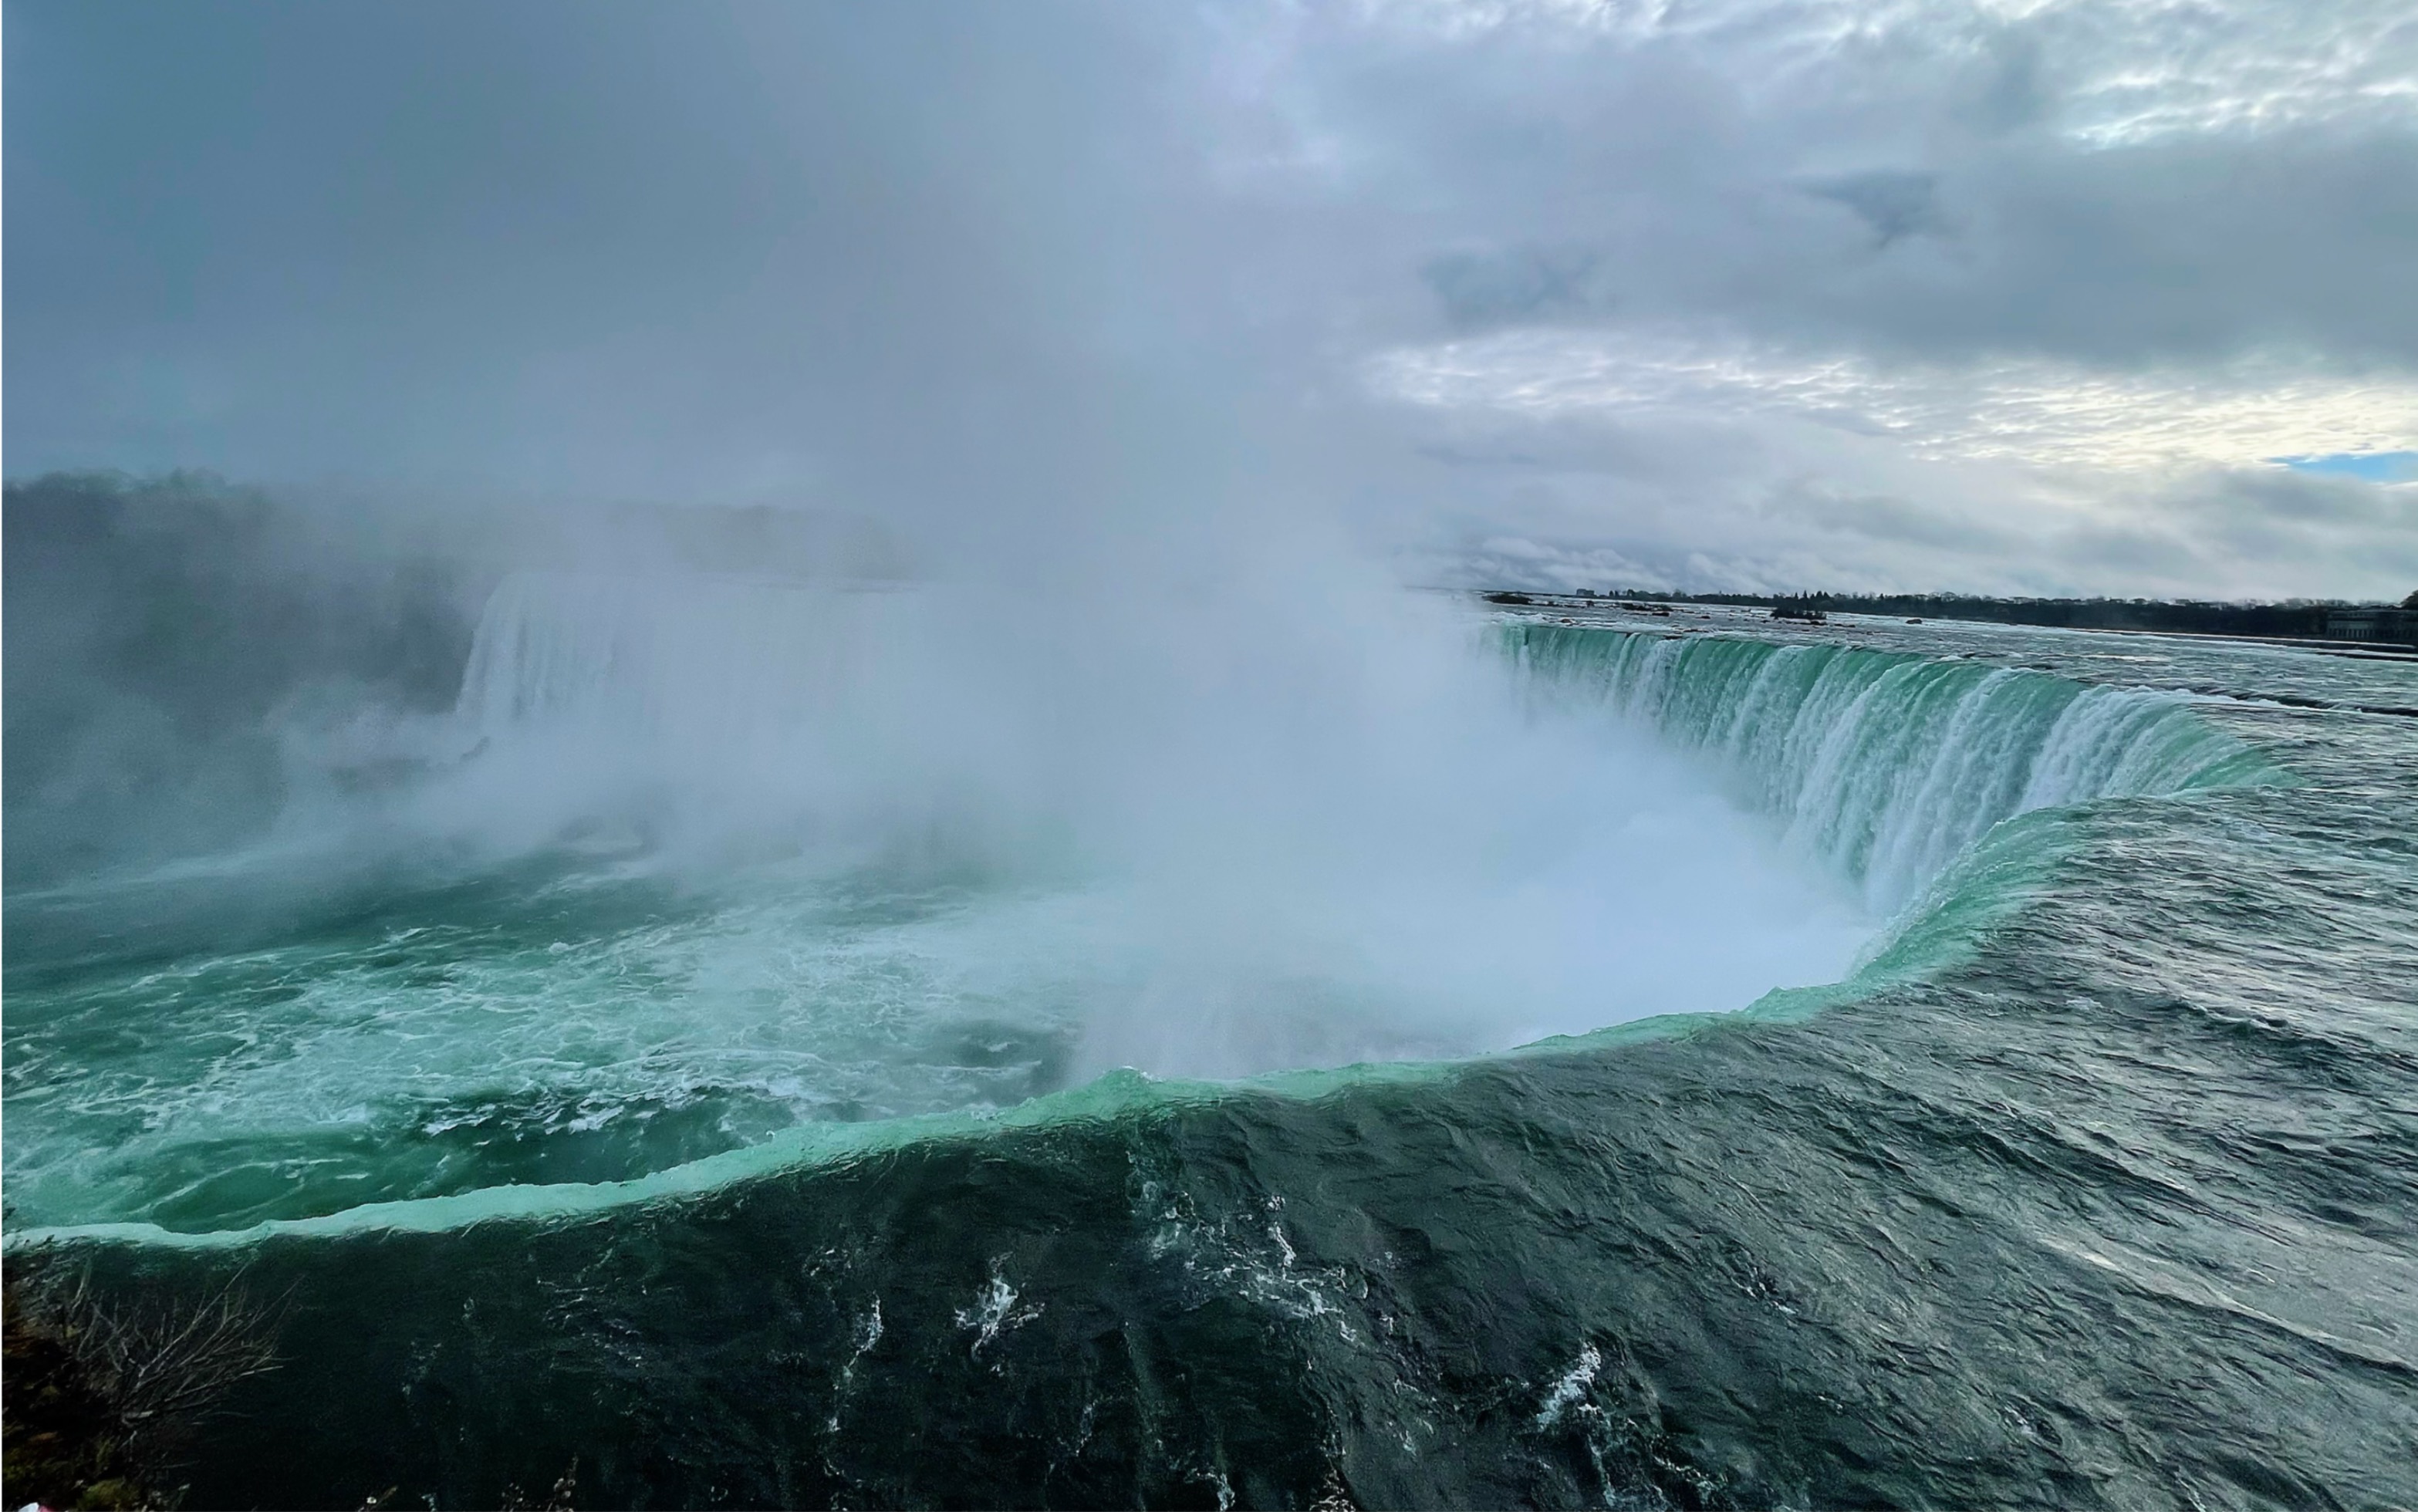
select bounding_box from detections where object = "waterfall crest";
[1509,623,2281,909]
[455,570,912,754]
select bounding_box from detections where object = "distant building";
[2322,607,2417,646]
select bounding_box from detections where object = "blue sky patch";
[2274,451,2418,482]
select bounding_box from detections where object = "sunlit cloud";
[1352,0,2418,146]
[1370,332,2418,474]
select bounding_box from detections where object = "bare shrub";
[3,1254,284,1509]
[42,1270,283,1442]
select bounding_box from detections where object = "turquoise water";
[1508,621,2283,910]
[7,602,2415,1509]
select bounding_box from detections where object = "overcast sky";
[8,0,2416,597]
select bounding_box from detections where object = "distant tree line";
[1488,587,2418,649]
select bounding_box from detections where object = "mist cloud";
[7,0,2416,594]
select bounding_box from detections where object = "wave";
[1506,623,2284,910]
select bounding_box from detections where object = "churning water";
[6,590,2414,1509]
[5,575,1892,1233]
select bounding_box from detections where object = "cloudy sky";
[8,0,2416,597]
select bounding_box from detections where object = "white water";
[8,570,1894,1230]
[432,572,1880,1072]
[1511,623,2277,910]
[9,582,2285,1233]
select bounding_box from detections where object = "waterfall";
[454,570,916,768]
[1508,623,2281,910]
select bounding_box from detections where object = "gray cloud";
[1423,245,1616,326]
[5,4,1214,546]
[1273,2,2418,367]
[1805,172,1947,248]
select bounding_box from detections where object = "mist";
[2,3,1893,1089]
